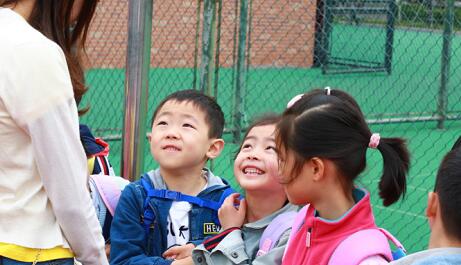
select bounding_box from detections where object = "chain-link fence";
[80,0,461,253]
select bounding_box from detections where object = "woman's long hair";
[1,0,98,112]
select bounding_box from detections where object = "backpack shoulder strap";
[218,186,235,205]
[147,187,233,211]
[141,176,235,232]
[257,211,297,257]
[90,174,129,216]
[212,186,235,226]
[284,204,309,257]
[140,174,156,234]
[328,228,406,265]
[378,228,407,260]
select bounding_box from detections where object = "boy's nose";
[165,128,180,139]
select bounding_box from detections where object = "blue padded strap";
[218,187,236,205]
[148,189,221,211]
[213,187,236,225]
[141,173,235,232]
[141,175,155,235]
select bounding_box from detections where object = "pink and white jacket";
[282,189,394,265]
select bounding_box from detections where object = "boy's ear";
[206,138,225,159]
[147,133,152,142]
[426,191,439,227]
[311,157,325,182]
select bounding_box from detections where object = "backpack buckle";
[163,190,181,201]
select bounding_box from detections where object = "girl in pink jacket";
[276,88,410,265]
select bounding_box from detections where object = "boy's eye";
[242,144,252,149]
[183,123,195,129]
[157,121,167,126]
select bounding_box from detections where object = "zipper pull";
[306,228,311,248]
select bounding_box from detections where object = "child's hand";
[163,243,195,260]
[105,244,111,258]
[218,193,246,230]
[171,256,194,265]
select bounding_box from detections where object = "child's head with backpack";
[193,114,298,265]
[149,89,225,176]
[111,90,232,264]
[427,137,461,248]
[276,88,410,210]
[278,88,411,265]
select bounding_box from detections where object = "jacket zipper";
[306,227,312,248]
[303,226,313,264]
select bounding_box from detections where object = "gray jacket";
[390,247,461,265]
[192,203,298,265]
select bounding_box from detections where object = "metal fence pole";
[385,0,397,74]
[200,0,217,95]
[233,0,249,143]
[121,0,153,181]
[438,0,454,129]
[321,0,333,74]
[213,0,223,99]
[193,0,202,90]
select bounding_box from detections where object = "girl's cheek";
[266,158,284,182]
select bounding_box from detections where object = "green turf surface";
[80,24,461,253]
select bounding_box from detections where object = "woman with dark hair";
[0,1,107,264]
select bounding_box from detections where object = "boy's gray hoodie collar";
[146,168,226,190]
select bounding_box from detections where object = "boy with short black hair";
[390,138,461,265]
[110,89,233,265]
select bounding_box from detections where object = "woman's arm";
[28,98,108,265]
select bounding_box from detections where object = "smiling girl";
[191,114,298,265]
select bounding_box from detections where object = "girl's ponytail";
[278,88,411,206]
[376,137,410,206]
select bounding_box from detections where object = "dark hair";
[1,0,98,114]
[434,144,461,241]
[450,136,461,151]
[276,88,410,206]
[151,89,225,139]
[236,113,281,158]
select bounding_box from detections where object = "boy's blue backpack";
[140,173,235,234]
[257,205,407,264]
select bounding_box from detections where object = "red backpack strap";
[328,229,393,265]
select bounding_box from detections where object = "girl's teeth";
[244,168,263,174]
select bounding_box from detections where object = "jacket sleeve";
[191,228,290,265]
[110,184,173,265]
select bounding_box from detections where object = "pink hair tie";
[368,133,380,149]
[287,94,304,109]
